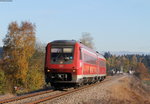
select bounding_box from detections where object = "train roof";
[98,54,106,60]
[50,40,76,45]
[49,40,105,60]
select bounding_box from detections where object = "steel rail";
[0,89,54,104]
[26,77,113,104]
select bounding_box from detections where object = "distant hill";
[101,51,150,56]
[110,51,150,55]
[0,47,3,59]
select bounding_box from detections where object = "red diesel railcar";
[44,40,106,88]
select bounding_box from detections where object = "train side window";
[100,60,106,67]
[83,53,97,65]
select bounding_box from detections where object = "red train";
[44,40,106,88]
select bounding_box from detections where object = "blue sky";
[0,0,150,52]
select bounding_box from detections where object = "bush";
[26,67,44,91]
[0,68,6,94]
[26,50,45,91]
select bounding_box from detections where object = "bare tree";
[35,40,46,53]
[79,32,94,49]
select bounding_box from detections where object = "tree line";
[104,52,150,79]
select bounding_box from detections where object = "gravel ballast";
[41,75,150,104]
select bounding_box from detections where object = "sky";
[0,0,150,52]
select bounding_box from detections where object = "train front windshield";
[50,47,74,64]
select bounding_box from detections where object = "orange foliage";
[3,21,36,88]
[135,63,150,79]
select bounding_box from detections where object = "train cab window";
[51,48,62,53]
[51,47,74,64]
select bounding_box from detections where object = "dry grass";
[83,75,150,104]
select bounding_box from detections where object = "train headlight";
[47,69,51,72]
[73,69,76,72]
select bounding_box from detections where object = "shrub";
[0,68,6,94]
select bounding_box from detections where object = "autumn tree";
[134,63,150,79]
[79,32,94,49]
[3,21,36,92]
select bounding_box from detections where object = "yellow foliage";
[3,21,36,88]
[27,68,44,91]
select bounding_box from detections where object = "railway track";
[0,76,114,104]
[0,89,55,104]
[27,76,113,104]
